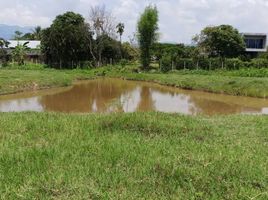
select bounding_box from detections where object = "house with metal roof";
[4,40,42,59]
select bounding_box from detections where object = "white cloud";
[0,0,268,43]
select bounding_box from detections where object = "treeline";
[1,5,268,71]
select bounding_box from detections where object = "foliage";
[137,5,159,70]
[122,42,140,61]
[119,59,128,67]
[116,22,125,58]
[11,41,30,65]
[88,5,117,66]
[160,53,172,72]
[96,34,121,64]
[13,30,23,40]
[41,12,91,69]
[116,22,124,43]
[0,38,9,66]
[194,25,246,58]
[21,26,43,40]
[250,58,268,68]
[152,43,193,61]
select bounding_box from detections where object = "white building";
[243,33,267,53]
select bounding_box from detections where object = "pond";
[0,78,268,115]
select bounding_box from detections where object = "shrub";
[119,59,128,67]
[79,61,94,69]
[160,54,172,72]
[250,59,268,68]
[225,58,245,70]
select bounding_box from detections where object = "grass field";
[1,67,268,98]
[0,112,267,199]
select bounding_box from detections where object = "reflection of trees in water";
[38,78,263,114]
[39,79,138,113]
[137,86,155,111]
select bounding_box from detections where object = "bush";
[160,54,172,72]
[250,58,268,68]
[225,58,245,70]
[119,59,128,67]
[79,61,94,69]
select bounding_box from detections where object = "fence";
[159,57,268,72]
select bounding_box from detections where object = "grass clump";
[0,112,267,199]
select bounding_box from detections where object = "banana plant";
[11,41,30,65]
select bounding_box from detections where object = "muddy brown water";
[0,78,268,115]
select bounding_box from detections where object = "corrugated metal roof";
[7,40,41,49]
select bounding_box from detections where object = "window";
[245,38,264,49]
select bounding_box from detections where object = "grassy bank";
[1,66,268,98]
[0,112,267,199]
[101,67,268,98]
[0,69,95,95]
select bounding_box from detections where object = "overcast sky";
[1,0,268,43]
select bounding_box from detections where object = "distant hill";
[0,24,33,40]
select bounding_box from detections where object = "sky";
[1,0,268,43]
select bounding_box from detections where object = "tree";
[0,38,9,66]
[21,33,34,40]
[116,23,124,43]
[122,42,140,61]
[41,12,91,69]
[13,31,23,40]
[96,34,121,64]
[193,25,245,59]
[32,26,42,40]
[11,42,30,65]
[137,5,159,70]
[116,23,124,58]
[88,5,116,66]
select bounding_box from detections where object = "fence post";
[184,61,186,70]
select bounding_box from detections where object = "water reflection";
[0,78,268,115]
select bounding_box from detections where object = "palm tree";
[13,31,23,40]
[32,26,42,40]
[116,23,125,58]
[116,23,125,44]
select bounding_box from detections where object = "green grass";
[101,67,268,98]
[0,69,95,95]
[0,112,267,199]
[170,68,268,78]
[1,66,268,98]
